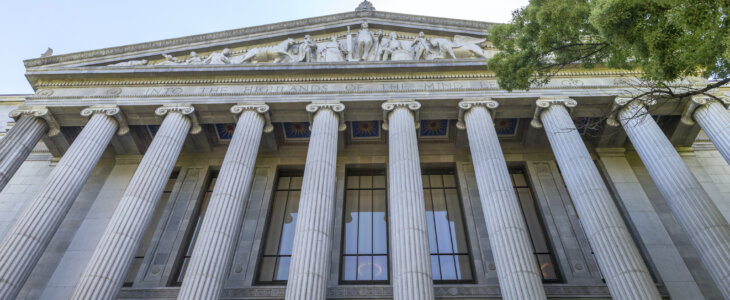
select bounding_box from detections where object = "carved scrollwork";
[154,104,201,134]
[606,96,656,127]
[80,105,129,136]
[9,106,61,137]
[530,97,578,129]
[306,102,346,131]
[456,98,499,130]
[381,100,421,130]
[680,94,729,126]
[230,103,273,133]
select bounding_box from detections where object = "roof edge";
[24,10,498,69]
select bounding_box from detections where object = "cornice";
[23,10,496,68]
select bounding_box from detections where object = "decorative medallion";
[283,122,311,139]
[36,89,54,96]
[216,123,236,140]
[419,119,448,137]
[105,87,122,96]
[351,121,380,139]
[494,118,518,136]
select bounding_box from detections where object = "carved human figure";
[411,32,430,60]
[320,36,346,62]
[379,32,403,61]
[185,51,204,64]
[204,48,231,64]
[300,35,317,62]
[368,29,383,61]
[156,54,181,65]
[355,22,374,61]
[109,59,148,67]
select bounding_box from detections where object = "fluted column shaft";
[620,101,730,298]
[72,106,194,300]
[177,104,270,300]
[694,100,730,164]
[538,101,660,299]
[0,110,119,299]
[385,102,434,300]
[0,114,48,192]
[285,104,343,300]
[461,102,546,299]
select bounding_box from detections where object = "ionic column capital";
[230,103,273,133]
[154,104,201,134]
[530,97,577,128]
[680,94,730,125]
[381,100,421,130]
[80,105,129,135]
[456,98,499,130]
[9,106,60,136]
[306,102,346,131]
[606,96,656,127]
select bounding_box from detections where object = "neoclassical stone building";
[1,2,730,299]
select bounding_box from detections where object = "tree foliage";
[488,0,730,94]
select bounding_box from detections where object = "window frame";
[339,169,390,285]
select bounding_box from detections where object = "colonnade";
[0,95,728,299]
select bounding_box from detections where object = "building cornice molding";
[23,11,496,69]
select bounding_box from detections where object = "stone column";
[285,102,345,300]
[457,99,546,300]
[0,105,125,300]
[71,104,199,300]
[382,100,434,300]
[532,97,661,300]
[681,95,730,164]
[177,103,272,300]
[611,97,730,298]
[0,107,59,192]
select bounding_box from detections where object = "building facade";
[1,2,730,299]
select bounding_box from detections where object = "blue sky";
[0,0,528,94]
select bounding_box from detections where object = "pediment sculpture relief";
[108,22,495,66]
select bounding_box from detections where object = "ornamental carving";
[80,105,129,136]
[108,24,494,66]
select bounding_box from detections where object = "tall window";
[422,170,473,282]
[123,170,179,287]
[341,170,388,283]
[170,171,218,286]
[257,171,303,284]
[509,167,560,282]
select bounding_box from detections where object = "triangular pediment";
[23,7,498,70]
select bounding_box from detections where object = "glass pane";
[444,189,468,253]
[422,175,430,188]
[443,175,456,188]
[358,190,373,254]
[429,175,443,188]
[164,179,176,192]
[513,173,527,187]
[432,189,454,254]
[279,191,300,255]
[373,256,388,281]
[373,176,386,189]
[258,257,276,282]
[344,190,359,255]
[290,176,303,189]
[124,257,143,286]
[176,258,190,283]
[342,256,357,281]
[347,176,359,189]
[277,177,291,190]
[208,178,217,191]
[360,176,373,189]
[275,257,291,281]
[517,188,549,253]
[431,255,441,280]
[424,190,438,254]
[537,254,558,280]
[357,256,373,280]
[439,255,457,280]
[372,190,388,254]
[264,191,288,255]
[456,255,473,280]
